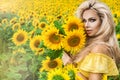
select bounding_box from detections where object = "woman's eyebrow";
[83,17,96,20]
[88,17,96,19]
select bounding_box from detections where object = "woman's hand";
[62,51,73,65]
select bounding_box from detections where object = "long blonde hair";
[75,0,120,64]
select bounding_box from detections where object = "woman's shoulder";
[89,42,113,58]
[78,42,119,75]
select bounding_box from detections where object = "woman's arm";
[89,73,103,80]
[62,51,73,65]
[78,72,88,80]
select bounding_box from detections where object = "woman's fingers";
[62,52,72,65]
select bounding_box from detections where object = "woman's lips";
[86,30,92,34]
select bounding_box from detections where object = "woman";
[62,0,120,80]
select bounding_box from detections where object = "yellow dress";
[77,53,119,80]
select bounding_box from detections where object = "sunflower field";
[0,0,120,80]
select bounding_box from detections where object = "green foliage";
[38,71,48,80]
[44,48,63,59]
[116,22,120,34]
[54,19,65,35]
[0,12,17,22]
[0,1,120,80]
[68,70,75,80]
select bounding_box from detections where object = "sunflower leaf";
[44,49,63,59]
[68,70,75,80]
[53,20,65,35]
[38,71,47,80]
[39,40,44,48]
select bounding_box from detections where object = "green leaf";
[39,40,45,48]
[44,49,63,59]
[54,20,65,35]
[40,17,48,24]
[39,71,47,80]
[6,71,22,80]
[35,28,42,35]
[68,70,75,80]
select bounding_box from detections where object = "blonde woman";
[62,0,120,80]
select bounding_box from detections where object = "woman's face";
[82,9,101,37]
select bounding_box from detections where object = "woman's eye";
[82,19,86,23]
[89,19,96,22]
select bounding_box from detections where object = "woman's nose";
[85,22,89,28]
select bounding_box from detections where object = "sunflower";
[32,19,39,28]
[62,30,86,55]
[102,75,107,80]
[12,47,26,54]
[38,22,47,30]
[41,25,51,35]
[28,29,36,40]
[113,18,118,25]
[30,35,41,51]
[40,56,62,72]
[64,64,78,80]
[17,48,26,54]
[1,19,8,24]
[35,48,44,55]
[12,29,28,46]
[42,27,63,50]
[116,34,120,40]
[64,64,77,73]
[64,64,83,80]
[47,68,70,80]
[46,15,55,24]
[19,17,25,25]
[63,17,84,34]
[33,13,40,19]
[12,23,21,31]
[10,17,17,25]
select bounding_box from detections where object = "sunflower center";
[68,36,80,47]
[48,60,58,68]
[40,23,46,28]
[52,75,64,80]
[34,40,40,48]
[16,34,24,42]
[49,33,60,44]
[69,23,78,31]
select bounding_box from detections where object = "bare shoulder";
[90,43,110,55]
